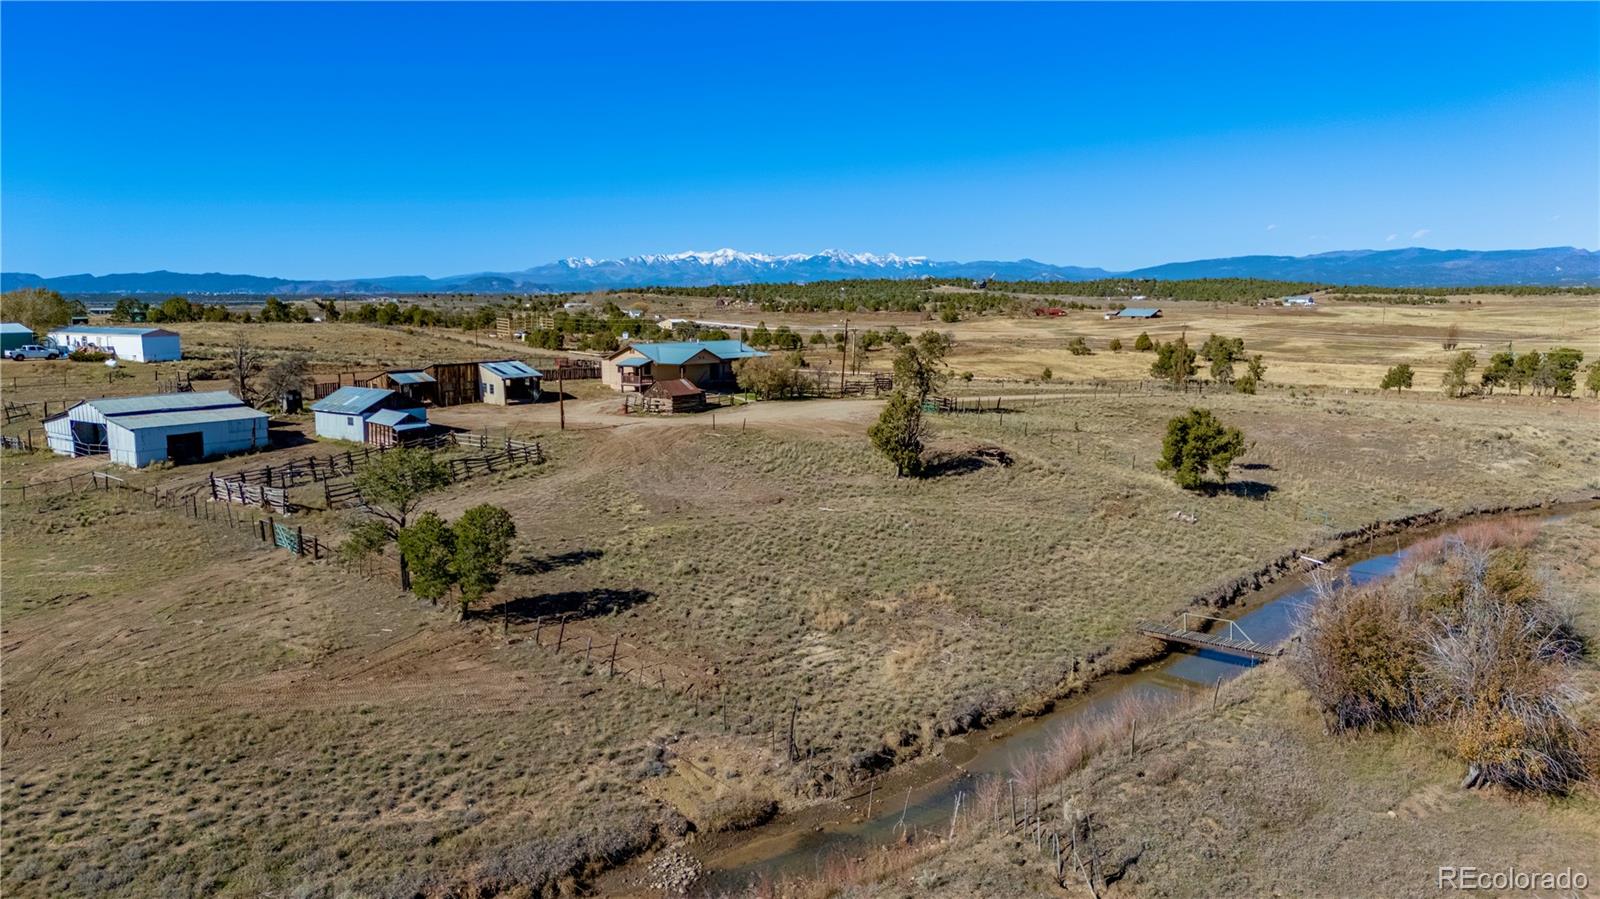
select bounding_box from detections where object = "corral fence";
[95,469,328,560]
[200,432,544,511]
[794,370,894,398]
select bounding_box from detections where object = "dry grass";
[3,348,1598,896]
[807,511,1600,898]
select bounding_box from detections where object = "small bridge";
[1137,613,1280,662]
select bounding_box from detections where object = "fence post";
[297,526,305,557]
[556,616,566,651]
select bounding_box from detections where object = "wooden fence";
[322,436,544,509]
[209,473,292,514]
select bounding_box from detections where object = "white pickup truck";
[3,344,62,360]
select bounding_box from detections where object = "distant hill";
[4,246,1594,295]
[1126,247,1598,287]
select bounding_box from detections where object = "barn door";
[165,431,205,463]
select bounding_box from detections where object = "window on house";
[347,416,354,426]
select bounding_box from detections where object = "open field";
[5,376,1596,896]
[609,290,1600,390]
[813,510,1600,899]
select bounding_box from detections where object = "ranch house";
[45,325,182,362]
[44,391,269,467]
[602,340,766,392]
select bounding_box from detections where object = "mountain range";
[4,246,1595,295]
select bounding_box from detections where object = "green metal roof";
[618,340,766,366]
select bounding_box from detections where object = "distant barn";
[1105,307,1163,320]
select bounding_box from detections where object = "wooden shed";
[643,378,706,413]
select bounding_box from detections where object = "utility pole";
[839,317,849,395]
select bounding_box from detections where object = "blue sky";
[3,2,1596,278]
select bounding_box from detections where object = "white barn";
[45,326,181,362]
[43,391,269,467]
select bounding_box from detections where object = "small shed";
[365,409,433,448]
[1282,294,1317,307]
[44,326,181,361]
[43,390,268,467]
[478,360,542,405]
[1111,308,1162,320]
[1,322,33,352]
[644,378,706,413]
[310,386,427,444]
[373,369,439,406]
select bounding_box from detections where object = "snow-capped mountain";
[495,248,1096,291]
[4,246,1595,295]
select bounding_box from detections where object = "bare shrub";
[1289,576,1431,731]
[1427,599,1588,792]
[1291,521,1589,794]
[699,791,779,833]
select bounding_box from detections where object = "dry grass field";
[2,295,1598,897]
[817,510,1600,899]
[609,289,1600,390]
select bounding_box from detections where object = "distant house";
[1282,294,1317,307]
[310,386,428,445]
[644,378,707,413]
[1105,308,1163,320]
[1,322,33,353]
[43,391,268,467]
[602,340,767,392]
[45,326,181,362]
[478,360,542,405]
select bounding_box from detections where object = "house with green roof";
[601,339,766,392]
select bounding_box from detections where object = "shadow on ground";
[488,587,654,622]
[1214,480,1278,500]
[925,445,1015,478]
[509,548,604,575]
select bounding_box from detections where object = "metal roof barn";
[1115,308,1163,319]
[43,391,267,467]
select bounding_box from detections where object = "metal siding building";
[1,322,32,352]
[478,360,542,405]
[310,386,427,443]
[45,326,182,362]
[43,391,267,467]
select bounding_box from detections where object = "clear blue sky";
[3,2,1596,278]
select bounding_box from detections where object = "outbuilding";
[1282,294,1317,307]
[45,326,181,362]
[43,390,268,467]
[1,322,33,353]
[310,386,428,444]
[364,409,434,447]
[478,360,542,405]
[1105,307,1163,320]
[643,378,706,413]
